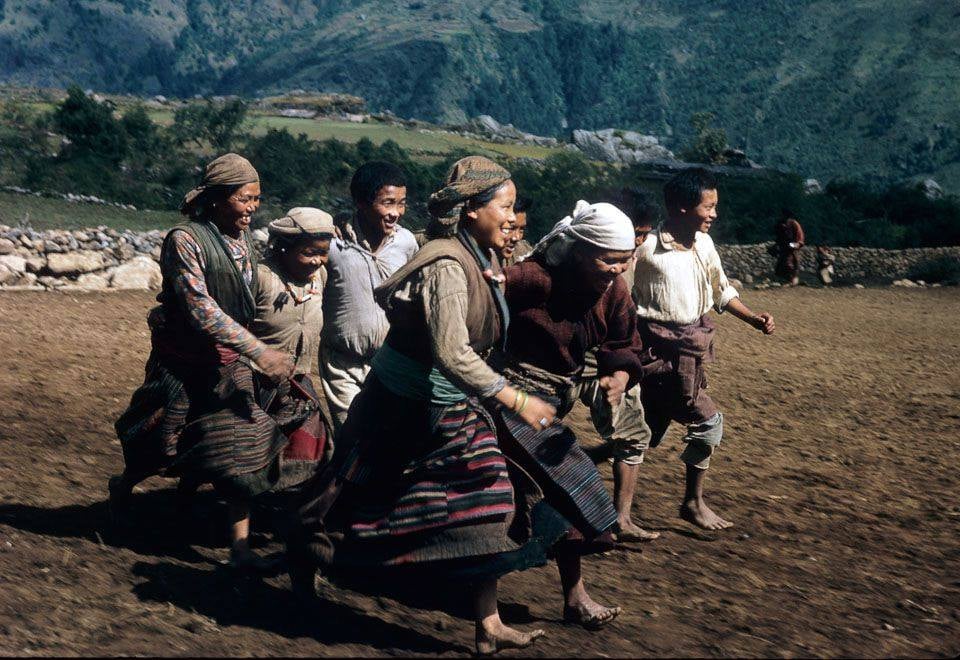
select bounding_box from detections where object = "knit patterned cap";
[180,153,260,214]
[427,156,511,232]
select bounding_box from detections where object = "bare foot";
[563,599,622,630]
[680,500,734,530]
[476,622,545,656]
[616,519,661,542]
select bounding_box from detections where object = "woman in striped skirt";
[111,154,300,567]
[288,156,559,655]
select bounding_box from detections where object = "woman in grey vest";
[287,156,557,655]
[111,153,299,568]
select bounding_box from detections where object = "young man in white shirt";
[320,162,419,429]
[632,168,775,530]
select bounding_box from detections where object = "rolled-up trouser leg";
[582,379,651,467]
[679,412,723,469]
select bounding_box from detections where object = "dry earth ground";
[0,287,958,657]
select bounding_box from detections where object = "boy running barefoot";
[633,169,775,530]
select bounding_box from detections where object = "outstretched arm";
[725,297,775,334]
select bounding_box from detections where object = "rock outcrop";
[46,250,105,275]
[111,256,162,290]
[570,128,675,165]
[453,115,561,148]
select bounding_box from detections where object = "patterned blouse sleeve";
[163,230,266,359]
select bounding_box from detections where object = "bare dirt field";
[1,287,958,657]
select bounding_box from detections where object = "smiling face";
[634,222,654,248]
[213,182,261,237]
[571,245,635,294]
[678,188,719,234]
[357,185,407,243]
[280,236,331,283]
[464,180,517,252]
[501,210,528,260]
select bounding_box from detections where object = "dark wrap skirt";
[488,401,618,547]
[115,352,322,501]
[299,374,567,578]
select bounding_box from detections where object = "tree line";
[0,87,958,249]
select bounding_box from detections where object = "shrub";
[53,86,128,164]
[907,255,960,284]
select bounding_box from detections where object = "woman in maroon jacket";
[490,200,643,629]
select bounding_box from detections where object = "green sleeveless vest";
[159,219,259,336]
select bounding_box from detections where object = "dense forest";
[0,0,957,192]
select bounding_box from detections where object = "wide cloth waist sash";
[488,396,617,540]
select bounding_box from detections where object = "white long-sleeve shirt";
[632,228,739,325]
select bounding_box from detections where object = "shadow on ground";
[131,561,469,654]
[0,489,242,563]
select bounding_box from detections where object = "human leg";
[175,475,203,511]
[788,250,801,286]
[475,577,545,655]
[556,544,621,629]
[612,460,658,541]
[677,412,732,530]
[582,381,658,540]
[107,470,152,523]
[228,501,255,565]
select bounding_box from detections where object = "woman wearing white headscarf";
[487,200,646,629]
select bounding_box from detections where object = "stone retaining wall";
[718,243,960,284]
[1,225,958,290]
[0,226,170,290]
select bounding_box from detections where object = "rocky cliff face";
[571,129,675,165]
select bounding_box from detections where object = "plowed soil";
[1,287,958,657]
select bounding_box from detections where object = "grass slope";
[0,192,179,231]
[144,110,559,160]
[0,0,956,189]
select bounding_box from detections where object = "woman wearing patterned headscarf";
[111,153,300,568]
[287,156,558,655]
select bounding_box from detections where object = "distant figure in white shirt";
[633,168,775,530]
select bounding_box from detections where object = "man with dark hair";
[501,196,533,266]
[774,208,805,285]
[320,161,418,429]
[632,168,775,530]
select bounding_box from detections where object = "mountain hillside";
[1,0,958,190]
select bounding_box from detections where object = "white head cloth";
[528,200,635,266]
